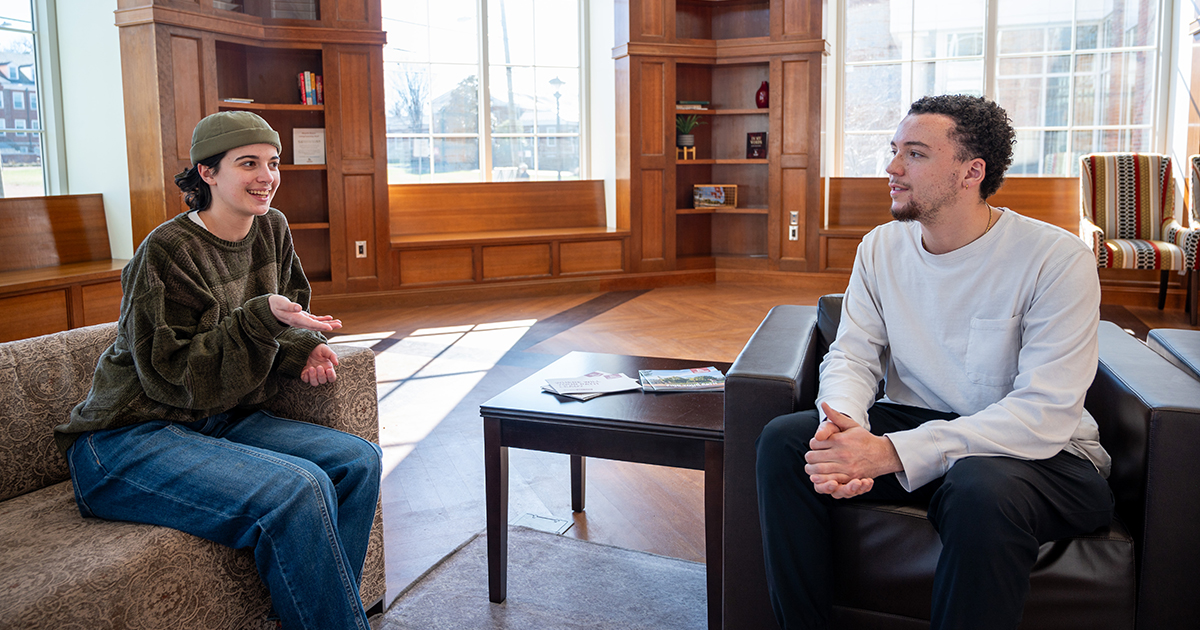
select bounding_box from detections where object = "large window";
[836,0,1161,177]
[0,0,45,197]
[382,0,583,183]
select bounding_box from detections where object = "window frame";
[826,0,1177,179]
[381,0,589,184]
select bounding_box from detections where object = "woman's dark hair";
[174,151,225,211]
[908,95,1016,200]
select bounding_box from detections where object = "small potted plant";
[676,114,705,148]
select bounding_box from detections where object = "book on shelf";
[222,97,254,104]
[639,367,725,392]
[542,371,642,401]
[293,128,326,165]
[676,104,708,110]
[297,71,323,105]
[747,132,767,159]
[677,100,710,105]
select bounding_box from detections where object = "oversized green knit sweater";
[55,209,324,455]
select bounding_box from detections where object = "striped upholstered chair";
[1080,152,1198,322]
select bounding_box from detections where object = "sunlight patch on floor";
[373,319,535,478]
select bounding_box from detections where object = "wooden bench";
[389,180,629,287]
[0,194,126,342]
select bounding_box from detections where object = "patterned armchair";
[1080,153,1198,323]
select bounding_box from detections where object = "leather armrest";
[722,304,820,630]
[1088,321,1200,628]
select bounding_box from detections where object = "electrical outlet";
[355,241,367,258]
[788,225,798,241]
[790,211,799,225]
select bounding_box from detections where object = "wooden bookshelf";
[615,0,825,275]
[115,0,389,295]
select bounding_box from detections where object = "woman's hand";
[269,294,342,332]
[301,343,339,386]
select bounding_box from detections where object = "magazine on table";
[638,366,725,392]
[542,371,641,400]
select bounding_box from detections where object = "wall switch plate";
[355,241,367,258]
[788,225,799,241]
[790,211,799,225]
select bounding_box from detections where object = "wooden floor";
[324,282,1200,605]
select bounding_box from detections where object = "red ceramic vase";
[756,81,769,109]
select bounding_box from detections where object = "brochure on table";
[542,371,641,400]
[639,366,725,392]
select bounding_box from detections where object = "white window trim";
[36,0,66,194]
[826,0,1176,178]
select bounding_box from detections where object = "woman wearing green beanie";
[56,111,382,630]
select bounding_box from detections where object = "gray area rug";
[379,526,707,629]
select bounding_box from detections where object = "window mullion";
[479,0,492,181]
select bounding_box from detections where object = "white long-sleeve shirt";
[817,208,1111,491]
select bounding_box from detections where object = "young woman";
[55,111,382,630]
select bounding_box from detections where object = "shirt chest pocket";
[966,315,1022,387]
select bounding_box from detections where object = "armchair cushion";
[1146,329,1200,381]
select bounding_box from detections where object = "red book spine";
[297,72,308,105]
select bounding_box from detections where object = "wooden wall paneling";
[631,57,671,272]
[0,195,111,271]
[482,244,553,280]
[775,0,820,39]
[81,281,125,326]
[988,176,1080,235]
[343,174,377,282]
[0,291,69,343]
[560,240,626,275]
[333,0,369,26]
[388,181,607,237]
[712,213,767,256]
[780,167,807,265]
[397,248,474,286]
[781,58,809,156]
[640,169,666,262]
[334,49,374,161]
[120,23,171,247]
[821,235,859,273]
[634,0,668,41]
[827,177,891,228]
[170,34,204,163]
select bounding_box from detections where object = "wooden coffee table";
[481,351,727,630]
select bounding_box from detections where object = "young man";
[755,95,1113,630]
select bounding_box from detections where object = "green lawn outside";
[0,166,45,198]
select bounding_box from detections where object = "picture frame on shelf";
[693,185,737,210]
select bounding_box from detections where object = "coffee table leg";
[705,440,724,630]
[571,455,586,512]
[484,417,508,603]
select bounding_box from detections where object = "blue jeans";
[67,410,383,630]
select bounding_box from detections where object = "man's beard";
[890,199,925,222]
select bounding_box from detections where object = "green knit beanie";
[189,111,281,165]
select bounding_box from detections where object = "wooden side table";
[481,351,727,630]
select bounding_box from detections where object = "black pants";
[755,402,1114,630]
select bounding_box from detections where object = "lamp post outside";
[549,75,564,180]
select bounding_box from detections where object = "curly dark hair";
[908,94,1015,200]
[173,152,225,211]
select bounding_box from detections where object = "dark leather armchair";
[723,295,1200,629]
